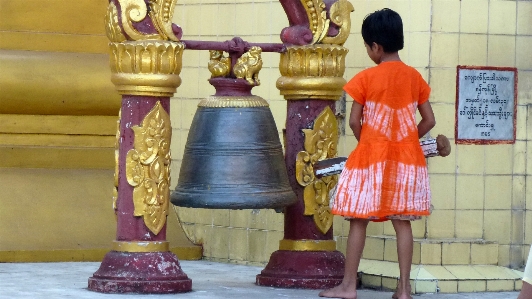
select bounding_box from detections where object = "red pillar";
[89,1,190,293]
[256,44,350,289]
[256,1,354,287]
[256,100,345,289]
[88,97,191,293]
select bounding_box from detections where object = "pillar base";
[88,251,192,294]
[256,250,345,289]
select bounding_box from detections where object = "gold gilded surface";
[279,239,336,251]
[295,107,338,234]
[149,0,181,41]
[125,102,171,235]
[299,0,329,44]
[233,46,263,85]
[198,96,269,108]
[277,45,348,100]
[106,2,127,43]
[322,0,355,46]
[109,41,184,96]
[115,0,179,41]
[208,50,231,78]
[0,51,119,115]
[113,111,121,214]
[300,0,353,45]
[0,146,113,169]
[112,241,170,252]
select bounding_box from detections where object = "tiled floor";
[358,259,523,294]
[0,260,521,299]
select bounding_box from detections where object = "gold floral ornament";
[300,0,354,45]
[125,101,172,235]
[295,106,339,234]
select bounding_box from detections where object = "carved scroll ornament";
[106,0,185,97]
[281,0,354,46]
[295,106,339,234]
[125,101,172,235]
[106,0,180,42]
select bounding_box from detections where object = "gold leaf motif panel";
[295,106,339,234]
[125,101,171,235]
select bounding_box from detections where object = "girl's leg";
[518,281,532,299]
[391,219,413,299]
[319,218,369,299]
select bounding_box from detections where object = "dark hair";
[361,8,404,52]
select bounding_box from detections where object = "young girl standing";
[319,8,435,299]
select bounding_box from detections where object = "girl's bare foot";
[392,284,412,299]
[319,282,357,299]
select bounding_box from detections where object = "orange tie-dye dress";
[331,61,432,221]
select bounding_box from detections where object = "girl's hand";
[417,101,436,138]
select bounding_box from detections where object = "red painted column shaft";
[116,96,169,242]
[256,99,345,289]
[283,100,335,240]
[88,96,192,294]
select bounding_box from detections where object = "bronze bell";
[171,77,297,209]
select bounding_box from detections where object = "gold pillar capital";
[109,40,184,97]
[277,44,348,101]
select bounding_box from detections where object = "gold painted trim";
[295,107,339,234]
[0,146,113,169]
[112,241,170,252]
[0,134,114,148]
[0,51,120,115]
[198,96,269,108]
[0,32,108,54]
[0,0,107,35]
[279,239,336,251]
[0,115,117,135]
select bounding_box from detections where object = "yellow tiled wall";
[170,0,532,268]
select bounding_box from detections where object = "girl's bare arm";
[417,101,436,138]
[349,101,363,141]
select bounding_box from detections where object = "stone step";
[361,235,499,265]
[358,259,523,294]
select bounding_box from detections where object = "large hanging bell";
[171,78,297,209]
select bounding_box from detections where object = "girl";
[319,8,436,299]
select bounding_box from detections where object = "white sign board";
[455,66,517,144]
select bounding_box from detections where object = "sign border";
[455,65,518,145]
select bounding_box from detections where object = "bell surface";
[171,89,297,209]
